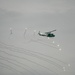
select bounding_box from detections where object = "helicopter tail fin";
[38,31,41,35]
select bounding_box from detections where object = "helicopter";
[38,30,56,37]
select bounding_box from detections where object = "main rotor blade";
[50,30,56,32]
[45,30,56,34]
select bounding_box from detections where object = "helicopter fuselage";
[38,32,55,37]
[47,33,55,37]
